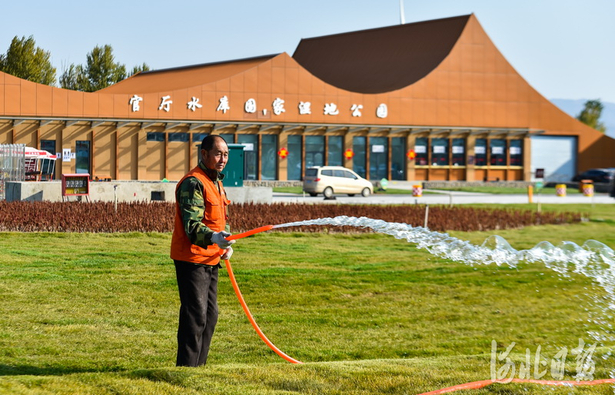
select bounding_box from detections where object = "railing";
[0,144,26,200]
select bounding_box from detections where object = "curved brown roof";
[99,54,279,94]
[292,15,471,94]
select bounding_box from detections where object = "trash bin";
[578,179,592,193]
[412,184,423,197]
[556,184,566,197]
[581,181,594,197]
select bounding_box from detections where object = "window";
[328,136,343,166]
[287,135,302,180]
[490,139,506,166]
[192,133,209,145]
[261,134,277,180]
[146,132,164,142]
[431,138,448,166]
[344,170,357,179]
[369,137,388,180]
[509,140,523,166]
[40,140,56,155]
[475,138,487,166]
[305,135,325,168]
[352,136,367,178]
[415,137,428,165]
[76,140,91,174]
[219,133,234,144]
[333,169,345,177]
[452,138,465,166]
[168,132,188,142]
[391,137,406,180]
[237,134,258,180]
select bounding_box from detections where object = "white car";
[303,166,373,198]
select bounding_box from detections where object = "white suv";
[303,166,373,198]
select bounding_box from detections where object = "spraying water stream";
[228,215,615,388]
[274,216,615,344]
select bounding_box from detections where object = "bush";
[0,201,580,233]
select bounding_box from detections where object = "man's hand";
[220,246,233,260]
[211,231,236,249]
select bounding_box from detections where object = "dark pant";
[174,260,219,367]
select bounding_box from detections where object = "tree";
[577,99,606,133]
[0,35,56,85]
[60,45,127,92]
[129,62,150,77]
[59,64,86,91]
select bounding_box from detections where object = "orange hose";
[227,225,274,241]
[419,378,615,394]
[221,224,302,364]
[223,258,302,364]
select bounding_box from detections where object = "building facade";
[0,14,613,183]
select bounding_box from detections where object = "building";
[1,14,613,183]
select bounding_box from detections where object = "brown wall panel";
[243,67,258,92]
[167,141,190,181]
[20,82,36,116]
[12,123,35,146]
[93,126,114,179]
[5,84,20,114]
[36,84,53,116]
[145,140,165,181]
[67,91,84,116]
[449,168,466,181]
[429,168,448,181]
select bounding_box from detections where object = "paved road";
[272,190,615,205]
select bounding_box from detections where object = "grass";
[273,185,589,195]
[430,185,583,195]
[0,204,614,394]
[273,186,435,195]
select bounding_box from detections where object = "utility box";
[223,144,245,187]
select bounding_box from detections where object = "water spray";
[221,216,615,390]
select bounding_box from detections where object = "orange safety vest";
[170,166,230,265]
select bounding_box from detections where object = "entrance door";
[530,135,577,182]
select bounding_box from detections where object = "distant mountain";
[550,98,615,139]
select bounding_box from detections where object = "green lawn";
[273,185,589,195]
[273,186,433,195]
[0,205,614,394]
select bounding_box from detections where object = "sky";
[1,0,614,103]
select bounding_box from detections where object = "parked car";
[572,168,615,183]
[303,166,373,198]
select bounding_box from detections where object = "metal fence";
[0,144,25,200]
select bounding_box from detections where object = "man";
[170,135,235,367]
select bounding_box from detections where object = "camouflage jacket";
[175,161,230,248]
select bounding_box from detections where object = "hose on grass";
[418,378,615,394]
[222,224,615,392]
[222,225,302,364]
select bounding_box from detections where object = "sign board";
[491,146,504,155]
[62,148,72,162]
[62,174,90,197]
[535,168,545,179]
[372,145,385,153]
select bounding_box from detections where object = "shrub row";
[0,201,580,233]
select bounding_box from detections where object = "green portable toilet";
[223,144,245,187]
